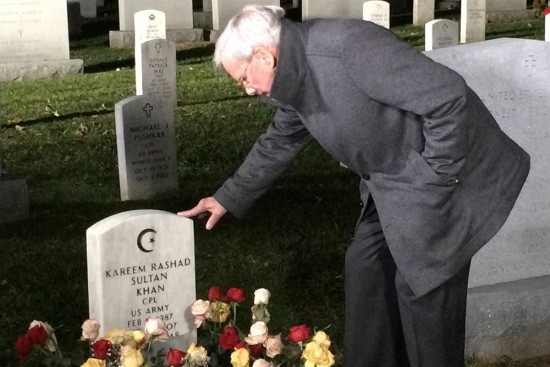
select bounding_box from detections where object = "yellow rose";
[302,336,335,367]
[132,330,146,346]
[121,348,144,367]
[312,331,331,349]
[81,358,107,367]
[230,348,250,367]
[211,301,230,323]
[186,343,209,367]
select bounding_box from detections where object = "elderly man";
[178,5,529,367]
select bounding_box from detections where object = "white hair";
[213,5,285,68]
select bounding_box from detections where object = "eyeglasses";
[237,62,251,89]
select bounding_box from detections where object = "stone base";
[109,29,204,49]
[209,30,222,43]
[193,11,212,30]
[486,9,536,22]
[0,174,29,225]
[465,275,550,361]
[0,59,84,82]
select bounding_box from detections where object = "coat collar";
[267,19,307,107]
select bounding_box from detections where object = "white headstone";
[139,39,177,109]
[486,0,526,11]
[135,10,167,96]
[80,0,97,18]
[363,1,390,29]
[460,0,486,43]
[302,0,365,21]
[546,13,550,42]
[425,39,550,288]
[413,0,435,26]
[115,95,178,201]
[0,0,70,63]
[203,0,212,12]
[211,0,281,31]
[87,210,196,349]
[425,19,459,51]
[119,0,193,31]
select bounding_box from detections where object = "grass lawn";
[0,7,548,367]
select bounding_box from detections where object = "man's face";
[222,46,278,96]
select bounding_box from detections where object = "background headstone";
[413,0,435,26]
[363,1,390,29]
[139,39,177,110]
[301,0,365,21]
[460,0,486,43]
[211,0,280,31]
[110,0,202,48]
[0,0,83,82]
[425,19,459,51]
[87,210,196,350]
[426,38,550,360]
[115,95,178,201]
[80,0,97,18]
[134,10,167,97]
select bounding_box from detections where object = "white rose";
[252,359,273,367]
[190,300,212,327]
[253,288,271,305]
[144,317,168,340]
[244,321,268,345]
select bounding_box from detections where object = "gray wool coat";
[214,18,530,296]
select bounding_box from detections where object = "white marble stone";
[546,13,550,42]
[115,95,178,201]
[425,39,550,288]
[139,39,177,110]
[460,0,486,43]
[0,0,70,63]
[413,0,435,26]
[363,1,390,29]
[134,10,167,96]
[425,19,459,51]
[302,0,364,21]
[119,0,193,31]
[87,210,196,349]
[212,0,280,31]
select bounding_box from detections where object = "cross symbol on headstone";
[155,43,162,54]
[377,4,381,10]
[143,103,154,117]
[524,54,536,78]
[149,14,155,21]
[443,23,448,32]
[19,29,23,37]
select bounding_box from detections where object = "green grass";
[0,11,548,367]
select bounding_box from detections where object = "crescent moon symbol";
[137,228,156,253]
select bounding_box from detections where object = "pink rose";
[81,319,101,341]
[190,300,212,327]
[263,334,283,358]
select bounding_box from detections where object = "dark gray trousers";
[344,195,470,367]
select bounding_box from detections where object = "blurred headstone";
[139,39,177,110]
[460,0,486,43]
[425,19,459,51]
[363,1,390,29]
[413,0,435,26]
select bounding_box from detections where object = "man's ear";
[254,46,277,67]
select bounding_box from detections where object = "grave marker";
[301,0,365,21]
[87,210,196,349]
[211,0,280,31]
[134,10,167,97]
[115,95,178,201]
[460,0,486,43]
[0,0,82,81]
[363,1,390,29]
[413,0,435,26]
[426,38,550,360]
[546,13,549,42]
[425,19,459,51]
[139,39,177,109]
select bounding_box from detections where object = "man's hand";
[177,197,227,230]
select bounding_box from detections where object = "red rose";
[92,339,112,359]
[167,348,186,367]
[16,335,33,359]
[26,325,48,345]
[208,286,223,301]
[225,288,245,303]
[219,327,241,350]
[543,7,550,16]
[287,324,310,343]
[248,343,264,357]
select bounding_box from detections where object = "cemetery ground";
[0,12,549,367]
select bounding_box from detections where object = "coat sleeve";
[342,26,469,183]
[214,106,313,218]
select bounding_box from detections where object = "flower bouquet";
[15,287,335,367]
